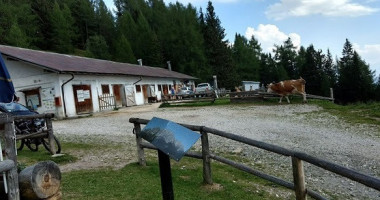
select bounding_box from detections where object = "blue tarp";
[0,52,15,103]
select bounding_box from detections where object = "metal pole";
[158,150,174,200]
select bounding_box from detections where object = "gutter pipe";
[61,73,74,118]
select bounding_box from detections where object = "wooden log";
[18,161,61,200]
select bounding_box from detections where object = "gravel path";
[53,103,380,199]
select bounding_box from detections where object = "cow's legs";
[285,96,290,103]
[302,93,307,103]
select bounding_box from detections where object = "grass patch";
[62,156,291,200]
[16,141,78,167]
[312,100,380,127]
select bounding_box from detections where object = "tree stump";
[19,161,61,200]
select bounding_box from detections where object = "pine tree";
[232,34,261,81]
[337,39,375,103]
[48,2,74,53]
[259,53,277,87]
[273,37,298,79]
[4,22,29,48]
[203,1,238,89]
[113,34,136,63]
[85,35,111,60]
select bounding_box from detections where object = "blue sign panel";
[140,117,201,161]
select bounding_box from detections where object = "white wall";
[3,55,60,115]
[3,54,189,118]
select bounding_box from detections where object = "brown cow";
[267,78,307,103]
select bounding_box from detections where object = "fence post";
[4,118,20,200]
[133,122,146,166]
[292,157,307,200]
[330,88,334,101]
[46,114,56,155]
[201,126,213,184]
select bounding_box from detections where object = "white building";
[241,81,260,91]
[0,45,196,118]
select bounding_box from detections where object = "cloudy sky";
[105,0,380,77]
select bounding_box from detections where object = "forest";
[1,0,379,104]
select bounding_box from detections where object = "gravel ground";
[53,103,380,199]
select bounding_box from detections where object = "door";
[73,85,93,114]
[142,85,148,103]
[125,85,136,106]
[112,84,122,107]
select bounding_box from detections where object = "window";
[136,85,141,92]
[158,85,162,91]
[23,88,41,108]
[101,85,110,94]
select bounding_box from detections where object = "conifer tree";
[203,1,238,89]
[49,2,74,53]
[337,39,375,103]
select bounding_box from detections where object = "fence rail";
[129,117,380,200]
[228,89,334,102]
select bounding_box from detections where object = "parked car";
[0,102,61,153]
[194,83,213,97]
[177,87,194,98]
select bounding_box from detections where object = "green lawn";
[62,156,292,200]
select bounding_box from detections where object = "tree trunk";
[18,161,61,200]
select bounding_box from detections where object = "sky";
[104,0,380,77]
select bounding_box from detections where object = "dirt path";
[54,103,380,199]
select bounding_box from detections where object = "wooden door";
[125,85,136,106]
[112,84,122,106]
[72,85,93,114]
[142,85,148,103]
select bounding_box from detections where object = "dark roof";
[0,45,196,80]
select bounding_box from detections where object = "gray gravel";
[53,103,380,199]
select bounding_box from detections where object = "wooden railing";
[129,118,380,200]
[0,114,20,200]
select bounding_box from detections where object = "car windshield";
[198,84,208,87]
[0,103,30,113]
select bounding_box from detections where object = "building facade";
[0,45,195,118]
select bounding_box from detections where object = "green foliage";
[49,2,75,53]
[336,39,375,103]
[85,35,111,59]
[233,34,261,81]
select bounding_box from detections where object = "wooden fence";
[99,94,116,111]
[0,113,57,200]
[229,88,334,103]
[129,118,380,200]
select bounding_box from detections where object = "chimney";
[167,61,172,71]
[137,59,142,66]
